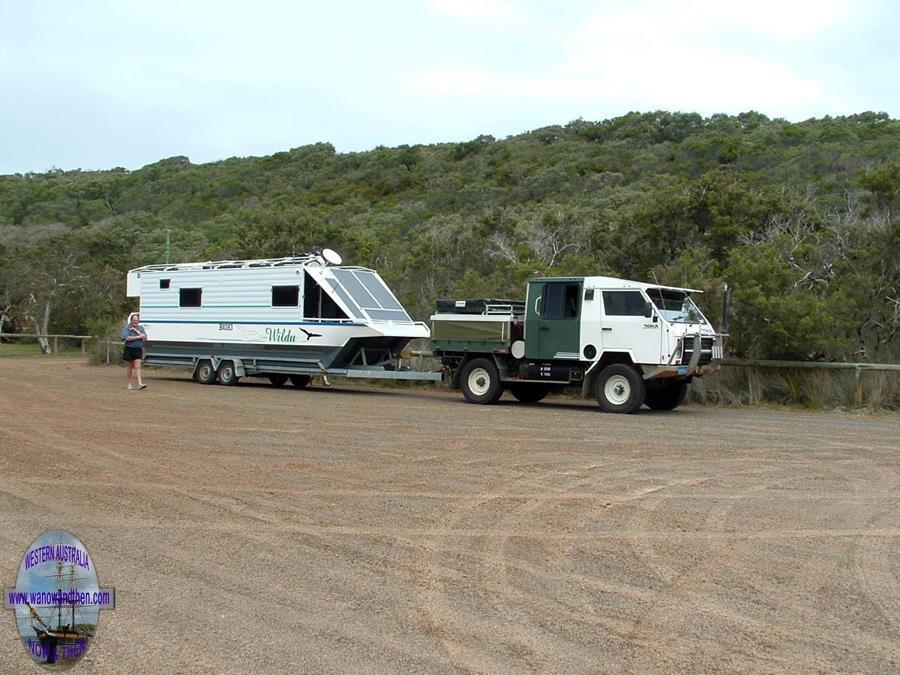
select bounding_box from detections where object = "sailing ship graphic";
[23,560,95,666]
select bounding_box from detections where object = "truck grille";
[681,337,717,366]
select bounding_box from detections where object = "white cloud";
[694,0,851,37]
[409,0,843,119]
[424,0,526,22]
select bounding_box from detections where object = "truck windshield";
[646,288,704,324]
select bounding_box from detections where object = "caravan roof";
[128,255,414,324]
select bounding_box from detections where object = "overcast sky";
[0,0,896,175]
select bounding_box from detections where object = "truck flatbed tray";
[435,298,525,315]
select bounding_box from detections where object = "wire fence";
[2,336,897,407]
[0,332,94,354]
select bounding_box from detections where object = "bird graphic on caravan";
[298,327,322,341]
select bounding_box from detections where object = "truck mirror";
[644,301,653,318]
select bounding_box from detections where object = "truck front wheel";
[460,358,503,404]
[594,364,645,414]
[645,381,688,410]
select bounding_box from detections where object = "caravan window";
[331,269,411,322]
[272,285,299,307]
[303,273,349,320]
[179,288,202,307]
[325,279,364,319]
[160,279,170,289]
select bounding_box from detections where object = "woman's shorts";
[123,346,143,362]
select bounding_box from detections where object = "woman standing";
[122,313,148,390]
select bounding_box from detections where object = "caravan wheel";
[268,374,288,387]
[290,375,311,388]
[217,361,240,386]
[196,360,217,385]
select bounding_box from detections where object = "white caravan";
[126,249,438,386]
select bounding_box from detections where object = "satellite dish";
[322,248,342,265]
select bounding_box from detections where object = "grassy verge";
[0,341,90,358]
[0,343,46,357]
[690,365,899,411]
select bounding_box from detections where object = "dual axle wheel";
[195,361,311,388]
[195,360,241,385]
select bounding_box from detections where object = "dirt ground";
[0,357,898,673]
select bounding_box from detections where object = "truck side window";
[542,283,580,319]
[179,288,202,307]
[602,290,645,316]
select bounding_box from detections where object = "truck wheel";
[196,360,217,385]
[594,364,645,414]
[645,381,688,410]
[290,375,311,388]
[268,374,288,387]
[217,361,240,386]
[460,358,503,404]
[509,384,548,404]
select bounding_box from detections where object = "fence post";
[854,365,863,405]
[106,340,110,366]
[53,336,58,354]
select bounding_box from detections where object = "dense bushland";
[1,111,897,362]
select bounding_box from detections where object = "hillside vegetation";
[1,111,898,361]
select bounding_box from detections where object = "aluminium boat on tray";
[126,249,438,384]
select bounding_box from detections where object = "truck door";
[525,280,582,360]
[599,289,661,364]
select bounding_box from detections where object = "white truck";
[125,249,440,387]
[431,275,724,413]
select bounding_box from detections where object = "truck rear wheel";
[268,374,288,386]
[509,384,549,404]
[290,375,311,388]
[217,361,240,386]
[196,360,217,385]
[460,358,502,404]
[645,381,688,410]
[594,364,645,414]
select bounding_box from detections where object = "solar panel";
[331,269,411,322]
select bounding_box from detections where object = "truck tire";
[196,360,217,385]
[594,363,645,414]
[268,374,288,387]
[509,384,549,404]
[460,358,503,404]
[645,381,688,410]
[290,375,311,388]
[217,361,240,386]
